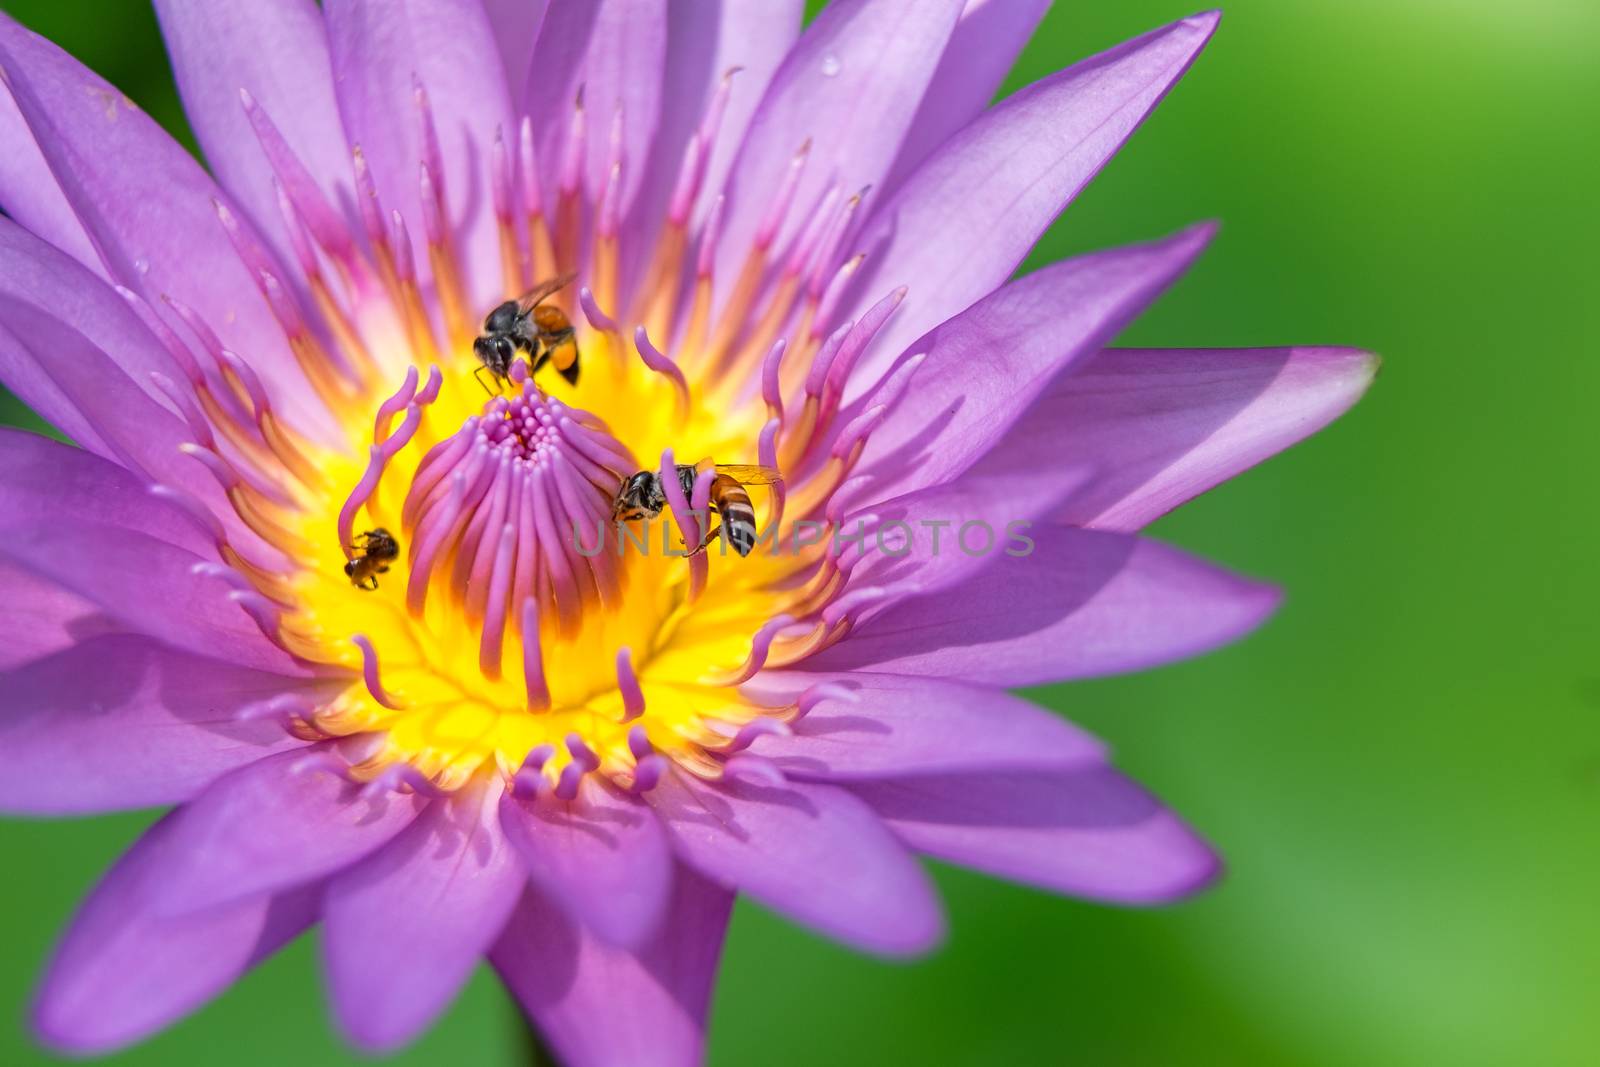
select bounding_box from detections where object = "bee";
[345,528,400,590]
[473,272,580,393]
[612,462,782,557]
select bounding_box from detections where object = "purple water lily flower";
[0,2,1374,1064]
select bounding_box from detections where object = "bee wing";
[711,464,784,486]
[516,271,577,313]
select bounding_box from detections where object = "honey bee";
[612,462,782,557]
[345,528,399,590]
[473,272,580,393]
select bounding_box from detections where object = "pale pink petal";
[807,525,1280,686]
[0,16,331,436]
[841,12,1220,397]
[500,778,673,949]
[711,0,965,298]
[0,634,315,815]
[32,814,319,1055]
[740,671,1105,780]
[646,770,944,956]
[852,223,1214,502]
[323,778,526,1052]
[139,746,425,914]
[853,766,1222,903]
[491,866,733,1067]
[324,0,516,311]
[153,0,354,261]
[1001,346,1381,531]
[882,0,1052,198]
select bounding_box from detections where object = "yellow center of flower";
[175,82,892,796]
[256,321,835,791]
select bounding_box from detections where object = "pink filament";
[616,647,646,722]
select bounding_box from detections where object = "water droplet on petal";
[134,257,150,275]
[820,54,841,77]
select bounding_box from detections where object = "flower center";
[154,70,919,799]
[273,338,811,794]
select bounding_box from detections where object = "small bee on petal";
[345,528,400,590]
[473,272,579,393]
[613,462,782,557]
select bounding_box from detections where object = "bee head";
[612,472,663,522]
[474,334,515,372]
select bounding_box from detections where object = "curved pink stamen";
[714,613,797,686]
[658,449,707,596]
[822,586,888,629]
[513,743,556,797]
[478,522,519,678]
[724,753,786,786]
[634,326,690,414]
[730,718,792,752]
[797,682,860,720]
[760,338,787,417]
[352,634,405,710]
[616,647,646,722]
[373,366,420,440]
[521,597,551,713]
[578,285,619,334]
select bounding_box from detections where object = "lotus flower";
[0,2,1375,1064]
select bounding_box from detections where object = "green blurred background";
[2,1,1596,1064]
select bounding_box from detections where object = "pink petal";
[882,0,1052,198]
[711,0,965,294]
[806,525,1281,687]
[853,223,1215,502]
[0,17,331,437]
[568,0,669,214]
[741,671,1105,780]
[0,562,113,671]
[0,308,227,537]
[852,766,1222,903]
[499,778,673,949]
[482,0,549,95]
[153,0,353,264]
[655,0,804,232]
[838,460,1094,613]
[0,427,213,557]
[491,866,733,1067]
[139,746,425,914]
[0,222,224,495]
[1005,346,1380,531]
[324,0,516,312]
[0,81,96,267]
[322,778,526,1052]
[841,12,1220,397]
[32,814,318,1055]
[0,634,313,815]
[646,770,944,957]
[0,520,298,674]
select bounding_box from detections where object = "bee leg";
[689,525,723,558]
[474,365,501,396]
[362,575,379,591]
